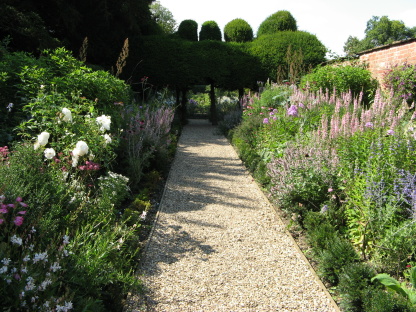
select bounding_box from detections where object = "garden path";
[127,119,339,312]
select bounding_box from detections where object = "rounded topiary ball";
[177,19,198,41]
[199,20,222,41]
[257,10,297,37]
[224,18,253,43]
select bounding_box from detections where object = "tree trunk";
[180,88,188,125]
[209,83,217,125]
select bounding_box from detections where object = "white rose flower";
[62,108,73,122]
[37,132,50,146]
[44,148,56,160]
[103,134,112,144]
[75,141,88,156]
[71,141,88,167]
[96,115,111,132]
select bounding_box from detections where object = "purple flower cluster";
[0,196,28,226]
[394,169,416,219]
[287,105,298,117]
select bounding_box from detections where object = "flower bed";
[229,81,416,311]
[0,48,177,311]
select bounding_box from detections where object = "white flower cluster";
[32,252,48,264]
[71,140,89,167]
[96,115,111,132]
[34,132,50,150]
[98,171,130,201]
[61,108,73,123]
[10,235,23,246]
[56,301,73,311]
[33,131,56,160]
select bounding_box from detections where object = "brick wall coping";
[357,37,416,56]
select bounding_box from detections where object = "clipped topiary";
[249,31,326,82]
[199,20,222,41]
[257,10,297,37]
[177,19,198,41]
[224,18,253,42]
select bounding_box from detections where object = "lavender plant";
[120,104,174,191]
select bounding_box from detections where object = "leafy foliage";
[343,16,416,56]
[300,64,378,104]
[257,10,297,37]
[383,63,416,105]
[224,18,253,43]
[177,19,198,41]
[249,31,326,81]
[149,1,177,34]
[199,20,222,41]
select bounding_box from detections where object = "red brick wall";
[359,40,416,82]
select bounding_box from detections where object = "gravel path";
[132,119,339,312]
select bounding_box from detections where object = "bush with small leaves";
[224,18,253,43]
[177,19,198,41]
[257,10,297,37]
[199,20,222,41]
[300,64,378,105]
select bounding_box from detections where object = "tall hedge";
[249,31,326,81]
[224,18,253,43]
[177,19,198,41]
[199,21,222,41]
[257,10,297,37]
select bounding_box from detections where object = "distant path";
[130,119,339,312]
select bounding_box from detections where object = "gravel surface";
[130,119,339,312]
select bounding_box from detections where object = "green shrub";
[224,18,253,42]
[372,221,416,275]
[249,31,326,81]
[362,287,415,312]
[300,64,378,105]
[199,20,222,41]
[317,236,360,285]
[177,19,198,41]
[304,211,338,250]
[338,263,377,312]
[383,63,416,105]
[257,10,297,37]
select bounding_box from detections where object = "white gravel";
[131,119,339,312]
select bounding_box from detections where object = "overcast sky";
[158,0,416,56]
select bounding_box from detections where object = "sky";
[158,0,416,56]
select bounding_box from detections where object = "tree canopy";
[343,16,416,56]
[149,1,177,34]
[0,0,157,67]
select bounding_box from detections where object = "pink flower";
[7,204,15,208]
[16,197,22,202]
[18,211,26,215]
[263,118,269,124]
[387,129,395,136]
[0,207,8,214]
[328,188,333,192]
[0,219,4,224]
[19,202,28,208]
[14,216,24,226]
